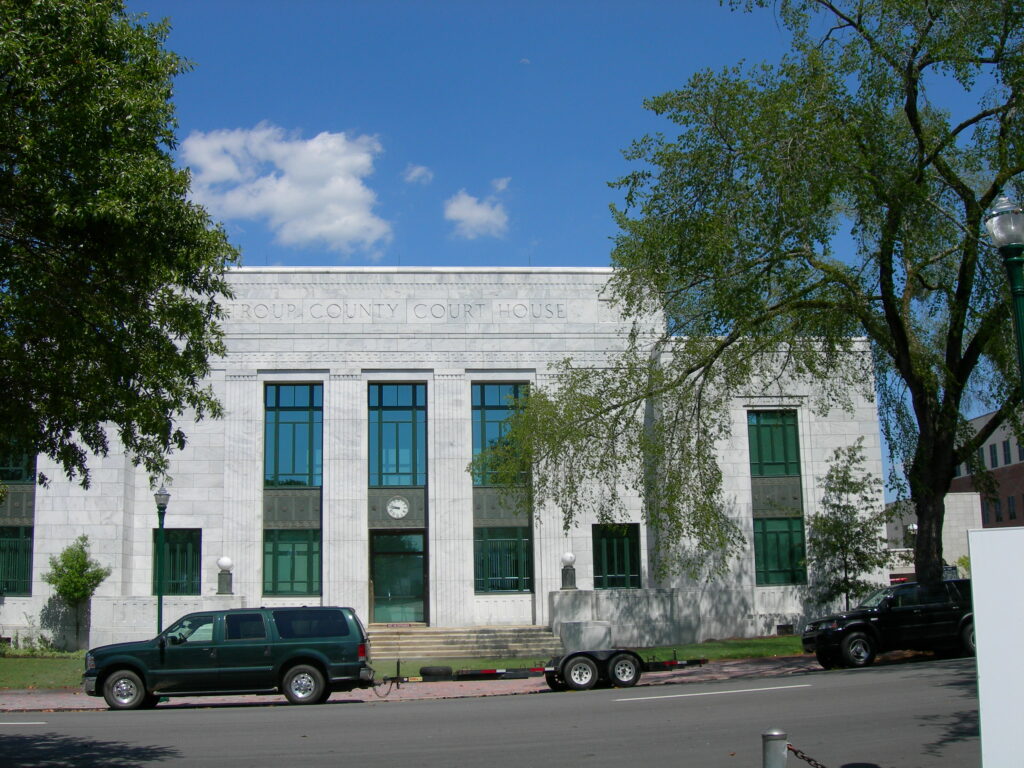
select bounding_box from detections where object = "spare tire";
[419,665,453,680]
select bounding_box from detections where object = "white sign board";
[968,527,1024,767]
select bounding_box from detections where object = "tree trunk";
[913,491,946,588]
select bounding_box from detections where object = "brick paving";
[0,655,819,712]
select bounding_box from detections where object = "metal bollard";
[762,728,788,768]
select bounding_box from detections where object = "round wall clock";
[386,496,410,519]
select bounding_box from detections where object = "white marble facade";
[0,267,884,647]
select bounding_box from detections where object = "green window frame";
[592,524,641,589]
[369,384,426,487]
[753,518,807,585]
[472,383,526,486]
[747,411,800,476]
[747,410,806,585]
[263,529,321,596]
[0,454,34,484]
[152,528,201,596]
[474,527,532,593]
[0,526,33,596]
[265,384,323,487]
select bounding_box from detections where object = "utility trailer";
[384,651,706,691]
[542,650,706,691]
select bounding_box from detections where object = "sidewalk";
[0,655,818,713]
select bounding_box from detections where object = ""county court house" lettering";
[224,300,569,323]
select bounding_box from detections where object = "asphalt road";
[0,657,978,768]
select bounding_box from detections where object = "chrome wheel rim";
[613,659,636,682]
[568,662,593,686]
[849,639,870,663]
[111,677,138,705]
[290,672,316,699]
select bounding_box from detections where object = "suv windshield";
[857,587,893,609]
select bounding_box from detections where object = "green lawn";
[0,656,85,690]
[0,635,805,690]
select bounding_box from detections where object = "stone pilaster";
[222,371,261,603]
[323,371,369,617]
[427,371,474,626]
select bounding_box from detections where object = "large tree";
[476,0,1024,586]
[1,0,237,490]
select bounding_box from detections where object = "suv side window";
[273,608,350,639]
[945,581,970,604]
[892,586,920,607]
[917,584,950,605]
[225,613,267,641]
[167,614,215,644]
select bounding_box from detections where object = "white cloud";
[181,122,391,253]
[491,177,511,193]
[444,189,509,239]
[403,164,434,185]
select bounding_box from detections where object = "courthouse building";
[0,267,884,647]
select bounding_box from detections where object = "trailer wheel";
[608,653,641,687]
[545,672,567,691]
[563,656,598,691]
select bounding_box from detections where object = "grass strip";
[0,635,805,690]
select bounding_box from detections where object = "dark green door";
[218,612,273,690]
[371,532,425,623]
[154,613,219,693]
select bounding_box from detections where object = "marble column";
[323,371,369,617]
[221,371,262,604]
[427,371,475,626]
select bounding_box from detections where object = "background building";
[0,267,884,648]
[949,412,1024,529]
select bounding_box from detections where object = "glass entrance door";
[370,532,425,623]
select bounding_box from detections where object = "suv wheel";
[962,622,976,656]
[282,664,326,705]
[840,632,876,667]
[103,669,148,710]
[815,648,838,670]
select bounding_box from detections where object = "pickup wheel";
[563,656,598,691]
[840,632,876,667]
[282,664,326,705]
[962,622,976,656]
[103,669,148,710]
[608,654,641,687]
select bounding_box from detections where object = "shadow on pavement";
[0,732,180,767]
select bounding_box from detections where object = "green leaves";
[42,535,111,608]
[0,1,238,487]
[806,439,892,610]
[477,1,1024,584]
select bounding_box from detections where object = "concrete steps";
[367,625,563,661]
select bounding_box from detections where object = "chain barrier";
[787,743,829,768]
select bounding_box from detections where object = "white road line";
[0,722,48,725]
[616,683,812,702]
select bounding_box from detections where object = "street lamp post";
[154,485,170,635]
[985,193,1024,381]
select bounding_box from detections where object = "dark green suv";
[83,607,374,709]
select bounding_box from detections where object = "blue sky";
[127,1,793,268]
